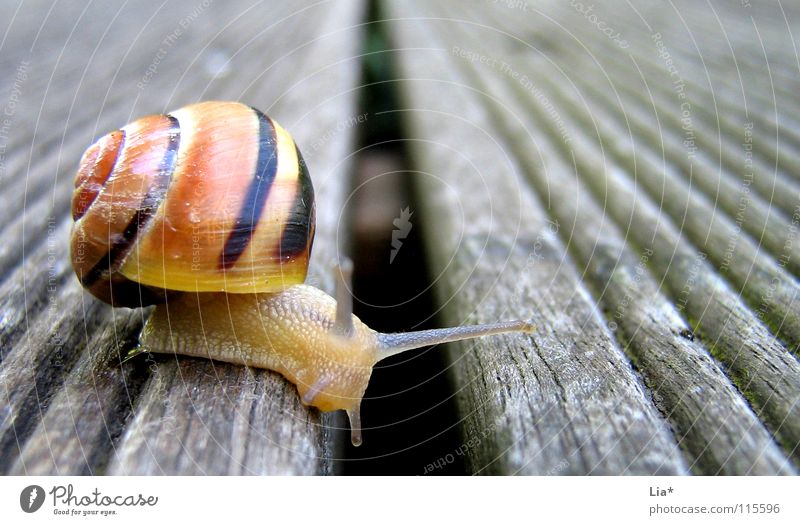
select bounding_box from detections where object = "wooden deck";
[1,0,799,475]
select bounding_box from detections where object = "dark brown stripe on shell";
[218,107,279,270]
[277,144,315,258]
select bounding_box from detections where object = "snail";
[70,101,534,446]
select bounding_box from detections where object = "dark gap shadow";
[335,0,465,475]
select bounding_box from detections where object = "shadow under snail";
[70,101,534,446]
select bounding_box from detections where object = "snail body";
[71,101,533,446]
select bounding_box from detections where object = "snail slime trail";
[338,0,466,475]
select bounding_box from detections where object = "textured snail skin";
[139,285,379,415]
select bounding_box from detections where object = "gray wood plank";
[538,25,800,278]
[555,65,800,278]
[621,2,800,144]
[387,2,688,475]
[563,76,800,355]
[451,32,794,473]
[583,48,800,219]
[7,312,148,475]
[512,46,800,460]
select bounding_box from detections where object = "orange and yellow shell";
[70,101,315,307]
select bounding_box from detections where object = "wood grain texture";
[614,2,800,181]
[385,0,799,473]
[538,68,800,355]
[444,21,795,473]
[387,2,688,475]
[482,0,800,461]
[2,0,362,475]
[566,73,800,278]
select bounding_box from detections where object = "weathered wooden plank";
[630,4,800,138]
[0,221,76,357]
[588,48,800,218]
[2,0,363,475]
[499,6,800,353]
[516,2,800,192]
[641,7,800,185]
[387,2,687,475]
[0,237,116,475]
[504,47,800,460]
[538,20,800,278]
[433,0,796,475]
[552,69,800,354]
[6,313,148,475]
[617,1,800,116]
[551,63,800,278]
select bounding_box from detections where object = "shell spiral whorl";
[70,101,315,307]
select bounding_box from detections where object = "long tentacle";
[375,320,534,361]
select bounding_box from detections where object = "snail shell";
[70,101,315,307]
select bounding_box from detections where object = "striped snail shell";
[70,101,315,307]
